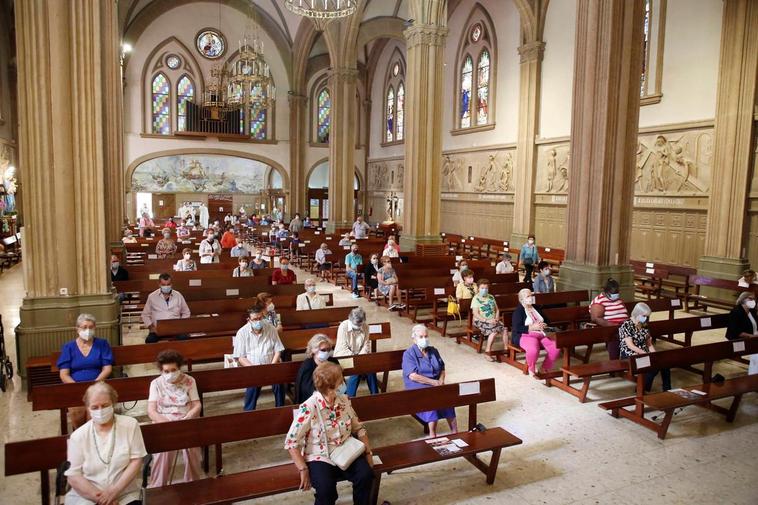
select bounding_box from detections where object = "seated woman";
[495,253,514,274]
[285,362,374,505]
[315,243,333,281]
[738,269,758,288]
[295,334,340,403]
[232,256,254,277]
[511,288,561,376]
[471,279,507,361]
[726,292,758,375]
[619,303,671,391]
[382,239,399,259]
[363,253,380,299]
[147,350,203,487]
[174,248,197,272]
[455,269,477,302]
[297,278,326,310]
[65,382,147,505]
[250,252,269,269]
[532,260,555,293]
[57,314,113,428]
[176,220,191,238]
[220,227,237,249]
[334,308,378,396]
[122,229,137,243]
[338,233,352,247]
[377,255,402,310]
[257,292,283,331]
[451,260,469,286]
[155,227,177,259]
[402,324,458,438]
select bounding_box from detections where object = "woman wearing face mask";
[363,253,381,300]
[57,314,114,429]
[297,278,325,310]
[257,292,283,331]
[199,230,221,264]
[295,334,340,403]
[471,279,507,361]
[452,261,469,286]
[174,248,197,272]
[232,256,254,277]
[334,308,379,396]
[589,278,629,360]
[519,234,540,281]
[377,256,402,310]
[382,239,399,259]
[285,362,374,505]
[147,350,203,487]
[512,289,561,376]
[455,269,477,302]
[402,324,458,438]
[64,381,147,505]
[726,292,758,374]
[155,227,178,259]
[532,260,555,293]
[250,251,269,269]
[315,243,332,281]
[619,303,672,391]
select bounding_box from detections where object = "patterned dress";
[471,294,505,335]
[618,319,650,358]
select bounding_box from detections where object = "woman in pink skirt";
[511,288,561,376]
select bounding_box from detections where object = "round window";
[471,24,483,42]
[196,30,225,59]
[166,54,181,69]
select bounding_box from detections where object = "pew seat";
[557,359,630,402]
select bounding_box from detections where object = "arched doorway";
[306,161,361,225]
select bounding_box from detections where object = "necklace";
[92,418,117,466]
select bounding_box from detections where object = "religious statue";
[545,149,569,193]
[198,202,210,229]
[555,154,569,193]
[647,135,672,192]
[497,153,513,192]
[545,149,558,192]
[441,155,462,191]
[476,154,501,192]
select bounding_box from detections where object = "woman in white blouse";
[65,381,147,505]
[285,362,374,505]
[198,230,221,264]
[297,278,326,310]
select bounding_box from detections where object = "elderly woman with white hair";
[402,324,458,438]
[726,292,758,374]
[334,307,378,396]
[57,314,114,428]
[511,288,560,376]
[64,381,147,505]
[295,333,340,403]
[297,278,326,310]
[618,302,672,391]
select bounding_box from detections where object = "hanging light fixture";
[227,8,275,114]
[284,0,357,31]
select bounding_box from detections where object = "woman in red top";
[220,227,237,249]
[272,257,296,285]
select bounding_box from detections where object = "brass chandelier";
[284,0,357,31]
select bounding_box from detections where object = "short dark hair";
[159,273,172,282]
[156,349,184,368]
[604,278,620,294]
[478,278,491,286]
[248,302,267,316]
[537,260,549,270]
[461,269,474,279]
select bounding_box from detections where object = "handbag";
[314,402,366,470]
[447,296,460,318]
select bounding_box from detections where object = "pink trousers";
[148,447,204,487]
[520,332,560,372]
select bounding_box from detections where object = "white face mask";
[542,269,551,276]
[184,254,191,260]
[416,337,429,350]
[163,370,180,383]
[78,329,94,341]
[529,296,536,305]
[268,303,275,312]
[528,239,534,245]
[316,350,332,361]
[746,299,756,309]
[89,406,114,425]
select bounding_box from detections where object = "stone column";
[698,0,758,278]
[557,0,645,298]
[15,0,119,376]
[399,22,448,252]
[326,67,359,232]
[288,93,308,216]
[511,40,545,247]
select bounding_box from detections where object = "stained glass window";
[196,30,225,59]
[641,0,651,96]
[460,56,473,128]
[166,55,181,69]
[472,24,482,42]
[396,82,405,141]
[386,86,395,143]
[176,75,194,132]
[317,88,330,143]
[476,49,490,125]
[151,73,170,135]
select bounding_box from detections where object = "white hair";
[518,288,532,306]
[411,324,428,339]
[737,292,755,306]
[630,302,651,320]
[76,313,97,328]
[306,333,332,356]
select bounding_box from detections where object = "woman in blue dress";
[402,324,458,438]
[56,314,114,428]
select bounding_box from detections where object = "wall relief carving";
[440,149,516,193]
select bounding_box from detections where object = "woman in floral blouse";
[471,278,507,361]
[619,302,672,392]
[285,362,374,505]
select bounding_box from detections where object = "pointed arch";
[382,47,406,146]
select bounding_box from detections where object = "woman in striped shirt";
[589,278,629,360]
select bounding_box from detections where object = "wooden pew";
[684,275,758,312]
[630,260,696,301]
[601,338,758,438]
[183,293,334,315]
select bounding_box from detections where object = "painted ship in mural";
[132,154,269,193]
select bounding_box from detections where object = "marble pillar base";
[557,262,635,301]
[399,234,442,253]
[16,293,120,378]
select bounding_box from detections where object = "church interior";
[0,0,757,504]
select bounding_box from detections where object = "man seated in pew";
[258,292,283,331]
[232,256,255,277]
[352,215,370,239]
[315,242,333,281]
[726,292,758,375]
[737,269,758,288]
[110,254,128,281]
[496,252,514,274]
[336,308,379,396]
[403,324,458,438]
[472,278,508,361]
[619,303,672,391]
[378,255,403,310]
[285,362,375,505]
[589,278,629,360]
[297,278,326,310]
[455,269,477,302]
[295,334,340,403]
[57,314,114,428]
[230,236,250,258]
[272,256,296,285]
[147,349,203,487]
[174,248,197,272]
[338,232,352,247]
[532,260,555,293]
[156,227,178,259]
[65,382,147,505]
[345,244,363,299]
[199,228,221,264]
[512,289,560,376]
[364,253,380,300]
[121,228,137,243]
[452,259,469,286]
[233,303,286,410]
[176,219,191,239]
[142,273,191,343]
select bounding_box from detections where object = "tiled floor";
[1,263,756,504]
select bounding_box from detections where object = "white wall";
[539,0,576,139]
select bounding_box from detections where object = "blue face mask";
[637,315,648,324]
[608,293,620,300]
[479,288,489,296]
[336,382,347,395]
[160,285,172,295]
[316,350,331,361]
[250,320,263,331]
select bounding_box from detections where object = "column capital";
[287,92,307,104]
[328,67,360,83]
[517,41,546,63]
[403,23,448,48]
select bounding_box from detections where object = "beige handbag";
[315,404,365,470]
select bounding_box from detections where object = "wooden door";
[208,194,233,224]
[152,194,176,222]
